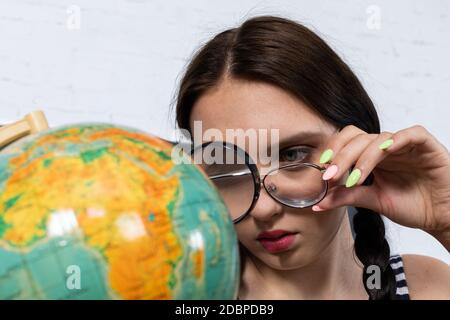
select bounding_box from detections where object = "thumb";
[313,185,382,213]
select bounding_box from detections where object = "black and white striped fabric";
[389,254,410,300]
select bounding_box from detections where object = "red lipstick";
[256,229,297,253]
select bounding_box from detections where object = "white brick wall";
[0,0,449,263]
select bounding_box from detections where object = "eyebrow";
[200,130,327,157]
[271,131,325,151]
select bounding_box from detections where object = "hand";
[314,125,450,250]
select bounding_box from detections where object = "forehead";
[189,77,336,150]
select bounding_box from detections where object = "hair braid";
[353,207,397,299]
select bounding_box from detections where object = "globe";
[0,123,240,299]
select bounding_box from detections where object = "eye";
[279,146,312,163]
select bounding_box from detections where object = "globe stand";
[0,110,49,149]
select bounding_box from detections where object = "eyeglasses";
[190,141,328,224]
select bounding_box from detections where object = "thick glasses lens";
[263,163,327,208]
[191,142,256,221]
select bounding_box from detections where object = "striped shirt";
[389,254,410,300]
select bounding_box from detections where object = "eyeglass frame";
[190,140,329,224]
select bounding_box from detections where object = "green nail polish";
[345,169,361,188]
[379,139,394,150]
[319,149,334,164]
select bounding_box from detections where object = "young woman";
[174,16,450,300]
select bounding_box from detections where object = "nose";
[248,181,283,222]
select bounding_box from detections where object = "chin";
[251,243,319,270]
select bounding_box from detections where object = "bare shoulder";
[401,254,450,299]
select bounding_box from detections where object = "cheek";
[302,209,346,246]
[234,222,262,255]
[234,223,253,245]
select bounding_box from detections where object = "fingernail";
[345,168,361,188]
[379,139,394,150]
[319,149,334,164]
[322,164,338,180]
[312,205,325,212]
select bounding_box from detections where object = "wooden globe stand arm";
[0,111,49,148]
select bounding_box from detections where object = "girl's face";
[190,77,348,270]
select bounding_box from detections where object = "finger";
[345,131,394,187]
[312,185,382,213]
[386,125,440,155]
[319,125,366,164]
[322,133,379,182]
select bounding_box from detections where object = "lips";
[257,229,298,253]
[257,229,295,240]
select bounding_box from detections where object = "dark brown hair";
[174,15,396,299]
